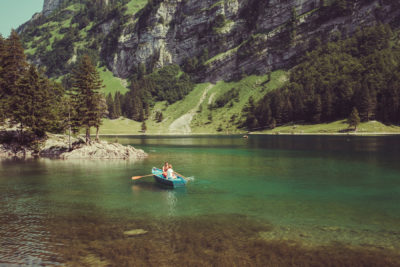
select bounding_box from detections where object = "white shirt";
[167,168,175,179]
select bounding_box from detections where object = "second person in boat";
[167,164,177,180]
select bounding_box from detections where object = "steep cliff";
[19,0,400,83]
[110,0,400,82]
[43,0,66,16]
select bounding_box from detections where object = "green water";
[1,135,400,265]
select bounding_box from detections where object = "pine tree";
[0,35,5,124]
[347,107,360,131]
[9,65,58,138]
[312,95,322,123]
[114,91,122,117]
[106,93,115,119]
[1,30,28,124]
[70,55,104,144]
[359,88,371,122]
[95,95,108,141]
[141,121,147,132]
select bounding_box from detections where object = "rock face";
[22,0,400,82]
[43,0,66,16]
[109,0,400,82]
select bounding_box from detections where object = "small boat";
[152,167,187,188]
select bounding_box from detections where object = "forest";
[0,31,106,144]
[243,24,400,130]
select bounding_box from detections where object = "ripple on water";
[0,196,60,265]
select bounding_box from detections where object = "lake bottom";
[3,210,399,266]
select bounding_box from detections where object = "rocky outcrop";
[0,143,35,158]
[59,141,147,160]
[0,133,147,160]
[43,0,66,16]
[109,0,400,82]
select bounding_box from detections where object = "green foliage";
[141,120,147,132]
[347,107,360,130]
[155,111,163,122]
[41,26,78,77]
[0,31,28,125]
[0,31,67,138]
[245,24,400,130]
[70,55,106,143]
[9,66,63,137]
[210,87,239,109]
[144,64,194,104]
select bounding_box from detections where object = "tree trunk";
[85,127,90,144]
[19,123,24,144]
[95,126,99,142]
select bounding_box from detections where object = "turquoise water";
[1,135,400,265]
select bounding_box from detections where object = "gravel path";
[168,84,213,134]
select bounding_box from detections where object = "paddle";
[175,171,188,181]
[131,174,153,180]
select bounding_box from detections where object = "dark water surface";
[1,135,400,266]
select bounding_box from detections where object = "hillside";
[19,0,400,82]
[12,0,400,135]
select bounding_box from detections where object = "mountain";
[19,0,400,82]
[13,0,400,134]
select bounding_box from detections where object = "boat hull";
[152,167,187,188]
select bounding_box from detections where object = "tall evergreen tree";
[114,91,122,117]
[70,55,104,144]
[347,107,360,131]
[106,93,116,119]
[1,30,28,123]
[9,65,58,138]
[0,35,5,124]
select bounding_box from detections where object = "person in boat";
[162,162,169,178]
[167,164,177,180]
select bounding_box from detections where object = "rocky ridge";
[110,0,400,82]
[20,0,400,83]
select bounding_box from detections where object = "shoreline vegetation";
[89,117,400,136]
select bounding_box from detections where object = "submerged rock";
[123,229,148,236]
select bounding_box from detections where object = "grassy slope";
[94,70,289,135]
[254,120,400,135]
[98,67,129,96]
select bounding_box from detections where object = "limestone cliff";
[43,0,66,16]
[20,0,400,82]
[109,0,400,82]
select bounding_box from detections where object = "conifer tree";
[312,95,322,123]
[9,65,58,138]
[348,107,360,131]
[106,93,116,118]
[70,55,104,144]
[0,35,5,124]
[114,91,122,117]
[141,121,147,132]
[95,95,108,141]
[359,88,371,122]
[1,30,28,123]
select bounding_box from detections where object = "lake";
[1,135,400,266]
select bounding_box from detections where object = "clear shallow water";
[1,135,400,265]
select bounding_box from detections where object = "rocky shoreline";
[0,134,147,160]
